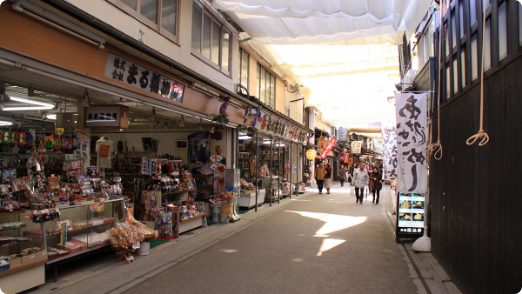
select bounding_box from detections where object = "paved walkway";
[124,185,417,294]
[27,184,460,294]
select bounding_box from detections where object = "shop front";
[0,3,250,291]
[237,109,309,210]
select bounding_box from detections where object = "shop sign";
[381,124,398,181]
[104,52,185,103]
[85,105,129,129]
[320,139,336,159]
[339,127,347,141]
[351,141,362,154]
[397,192,425,235]
[395,93,427,193]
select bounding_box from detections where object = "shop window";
[238,48,249,91]
[460,48,466,89]
[445,23,449,59]
[108,0,178,43]
[519,4,522,46]
[191,1,232,75]
[484,19,491,71]
[453,58,458,94]
[471,34,478,80]
[446,66,451,99]
[459,0,464,39]
[498,2,507,61]
[470,0,477,26]
[451,13,457,48]
[257,63,275,108]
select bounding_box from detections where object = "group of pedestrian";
[314,161,383,204]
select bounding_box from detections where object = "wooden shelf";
[0,259,47,278]
[0,209,26,217]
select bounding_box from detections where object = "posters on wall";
[351,141,362,154]
[104,52,185,102]
[381,124,398,181]
[188,132,211,165]
[397,192,425,234]
[394,93,428,193]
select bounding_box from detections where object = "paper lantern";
[305,149,317,160]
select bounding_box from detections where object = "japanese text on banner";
[394,93,428,193]
[381,124,398,181]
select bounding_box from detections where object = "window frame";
[257,63,276,108]
[191,1,232,77]
[107,0,180,44]
[238,48,249,91]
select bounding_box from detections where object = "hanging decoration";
[305,149,317,160]
[212,97,230,129]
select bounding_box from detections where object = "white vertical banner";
[395,93,428,193]
[381,124,398,181]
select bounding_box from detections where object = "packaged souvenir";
[11,132,19,146]
[3,130,12,146]
[44,135,54,149]
[19,132,26,146]
[53,134,61,151]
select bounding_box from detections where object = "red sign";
[343,153,350,164]
[320,139,336,159]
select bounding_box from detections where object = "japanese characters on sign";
[104,53,185,103]
[338,127,347,141]
[320,139,336,159]
[381,124,398,181]
[394,93,428,193]
[351,141,362,154]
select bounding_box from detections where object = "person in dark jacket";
[369,166,383,204]
[324,163,332,194]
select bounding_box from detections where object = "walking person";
[369,166,383,204]
[324,162,332,194]
[338,165,347,187]
[314,162,326,194]
[353,163,369,204]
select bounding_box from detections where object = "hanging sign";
[339,127,347,141]
[381,124,398,181]
[395,93,428,193]
[320,139,336,159]
[105,52,185,102]
[351,141,362,154]
[305,149,317,160]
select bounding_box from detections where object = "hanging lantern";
[26,133,33,150]
[53,134,61,150]
[3,130,12,145]
[305,149,317,160]
[19,132,26,146]
[11,131,19,146]
[44,134,54,149]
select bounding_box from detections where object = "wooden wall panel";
[430,53,522,294]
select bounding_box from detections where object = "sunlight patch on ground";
[291,199,311,202]
[220,249,238,253]
[293,258,304,262]
[286,210,367,237]
[317,239,346,256]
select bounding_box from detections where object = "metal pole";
[255,131,259,212]
[270,136,273,207]
[278,139,281,204]
[288,142,292,199]
[298,144,301,196]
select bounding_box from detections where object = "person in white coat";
[353,163,369,204]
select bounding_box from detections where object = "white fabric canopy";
[213,0,432,44]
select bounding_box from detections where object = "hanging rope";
[466,1,489,146]
[426,7,444,160]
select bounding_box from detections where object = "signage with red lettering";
[320,139,336,159]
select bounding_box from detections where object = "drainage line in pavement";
[400,241,432,294]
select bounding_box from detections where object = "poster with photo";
[397,192,426,235]
[188,132,211,165]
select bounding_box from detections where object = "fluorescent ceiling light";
[9,96,54,107]
[0,121,13,126]
[46,114,57,120]
[238,136,251,140]
[2,106,54,111]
